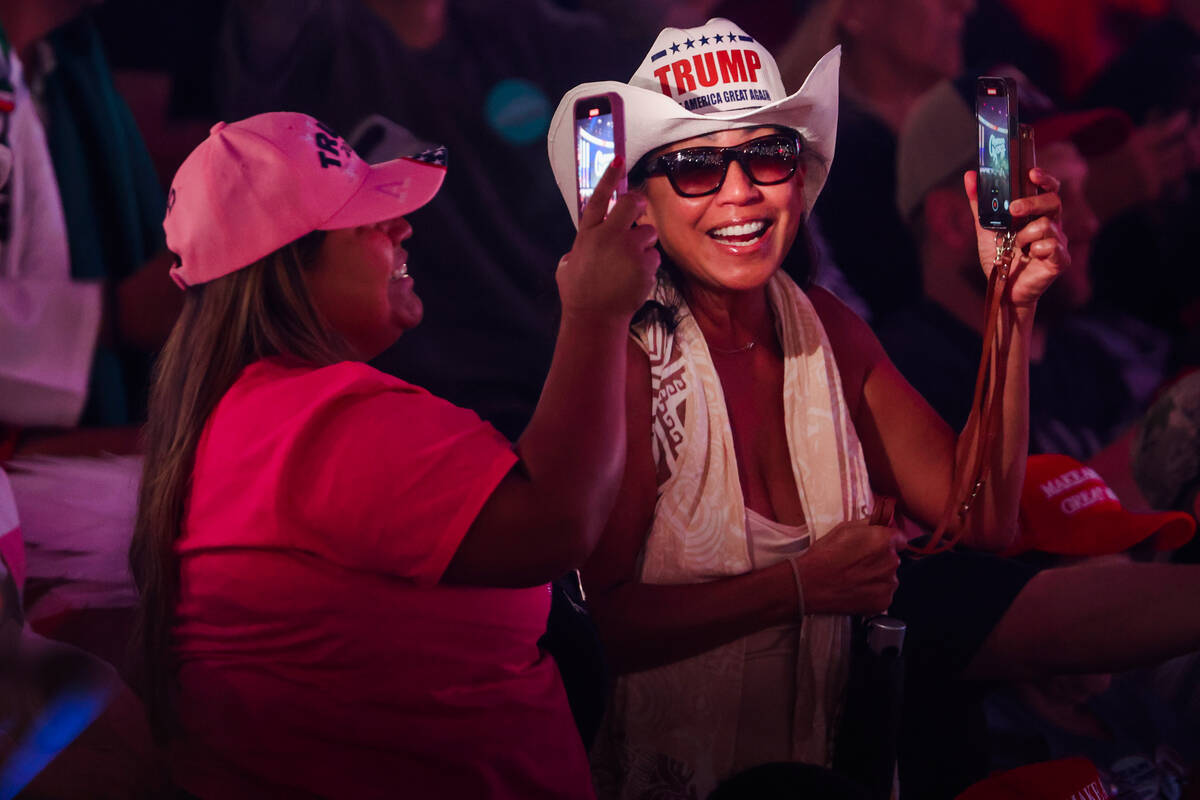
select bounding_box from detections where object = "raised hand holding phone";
[574,93,627,217]
[916,82,1072,556]
[971,76,1067,306]
[558,158,659,321]
[965,165,1068,310]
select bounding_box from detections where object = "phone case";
[1018,124,1037,200]
[573,93,626,217]
[976,77,1020,231]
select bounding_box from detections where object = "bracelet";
[788,557,805,620]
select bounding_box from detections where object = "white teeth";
[709,221,767,238]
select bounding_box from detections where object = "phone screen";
[575,98,619,214]
[977,82,1013,229]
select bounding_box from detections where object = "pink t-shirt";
[172,359,593,799]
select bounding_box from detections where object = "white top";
[745,506,811,569]
[0,52,100,428]
[734,508,810,772]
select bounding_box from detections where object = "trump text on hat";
[652,49,765,100]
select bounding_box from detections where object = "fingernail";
[1010,201,1024,215]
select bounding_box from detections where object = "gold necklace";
[709,339,757,355]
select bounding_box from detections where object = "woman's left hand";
[964,168,1069,310]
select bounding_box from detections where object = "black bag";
[831,498,905,799]
[832,614,906,800]
[539,571,609,750]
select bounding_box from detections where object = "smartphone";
[574,93,626,217]
[976,76,1019,230]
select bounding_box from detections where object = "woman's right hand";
[793,520,905,616]
[557,157,660,321]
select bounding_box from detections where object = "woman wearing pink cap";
[130,112,658,798]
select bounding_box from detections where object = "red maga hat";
[957,757,1110,800]
[1007,454,1195,557]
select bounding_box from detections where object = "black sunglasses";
[633,133,803,197]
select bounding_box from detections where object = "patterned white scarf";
[592,270,875,799]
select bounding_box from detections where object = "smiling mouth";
[708,220,772,246]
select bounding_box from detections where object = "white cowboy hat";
[548,18,841,227]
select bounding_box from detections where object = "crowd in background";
[0,0,1198,797]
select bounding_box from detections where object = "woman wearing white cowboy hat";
[548,17,1069,797]
[131,112,659,798]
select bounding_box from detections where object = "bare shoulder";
[807,286,880,355]
[806,285,888,414]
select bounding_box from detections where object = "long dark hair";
[130,231,346,739]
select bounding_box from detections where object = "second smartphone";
[976,76,1019,231]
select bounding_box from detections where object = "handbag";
[538,570,609,751]
[833,496,906,800]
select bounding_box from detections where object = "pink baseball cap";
[165,112,447,288]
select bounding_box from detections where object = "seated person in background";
[880,77,1166,463]
[0,17,100,449]
[966,0,1200,365]
[878,76,1196,797]
[130,112,658,798]
[772,0,976,319]
[0,1,180,449]
[1078,0,1200,357]
[984,455,1199,798]
[0,3,183,668]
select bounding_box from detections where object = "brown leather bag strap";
[909,231,1018,555]
[912,127,1038,555]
